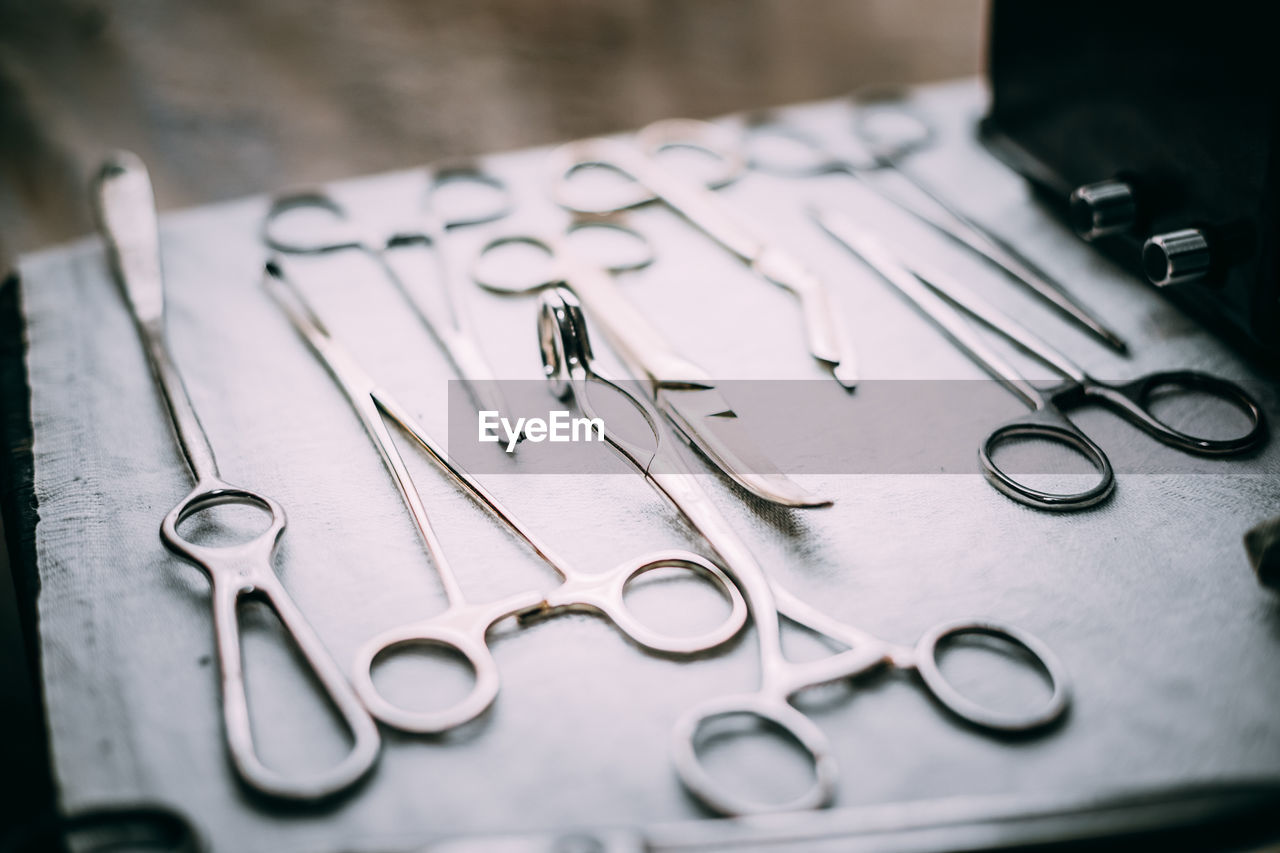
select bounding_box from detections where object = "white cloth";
[18,79,1280,852]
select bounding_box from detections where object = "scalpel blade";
[659,386,832,508]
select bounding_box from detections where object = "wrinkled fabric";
[19,80,1280,852]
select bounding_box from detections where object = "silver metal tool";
[815,206,1266,511]
[92,152,380,800]
[538,287,1070,816]
[745,89,1130,354]
[549,118,859,389]
[265,261,748,734]
[472,216,831,508]
[262,163,516,427]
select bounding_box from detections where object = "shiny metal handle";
[635,155,762,262]
[349,590,542,734]
[671,692,836,816]
[550,137,661,214]
[541,550,747,656]
[1086,371,1268,456]
[93,152,220,484]
[429,163,515,229]
[213,573,380,800]
[913,620,1072,732]
[262,191,366,255]
[551,135,762,261]
[979,407,1115,511]
[161,482,380,800]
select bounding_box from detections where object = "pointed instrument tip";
[768,489,836,509]
[1102,330,1131,357]
[833,363,858,392]
[742,475,835,509]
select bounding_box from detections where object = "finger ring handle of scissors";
[637,118,746,181]
[850,85,939,166]
[471,222,656,296]
[979,405,1116,511]
[261,192,377,255]
[912,620,1072,733]
[160,481,381,800]
[741,115,867,179]
[550,119,745,215]
[429,164,515,229]
[1079,370,1267,455]
[670,691,837,816]
[348,589,543,734]
[540,550,748,656]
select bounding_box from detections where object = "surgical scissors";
[538,286,1070,816]
[472,217,831,508]
[92,153,380,801]
[265,261,748,734]
[262,163,515,424]
[745,88,1129,354]
[549,118,860,389]
[815,207,1267,510]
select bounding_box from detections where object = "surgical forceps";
[262,164,515,423]
[92,153,380,800]
[265,261,748,734]
[538,287,1070,816]
[473,217,830,508]
[746,89,1129,354]
[815,207,1267,511]
[549,118,860,389]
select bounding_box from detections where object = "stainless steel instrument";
[549,118,859,389]
[472,216,831,508]
[92,152,381,801]
[265,261,748,734]
[537,286,1070,816]
[815,206,1266,510]
[746,88,1129,354]
[262,164,516,428]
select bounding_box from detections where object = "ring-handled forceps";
[473,217,831,508]
[538,287,1070,816]
[92,153,380,800]
[265,261,747,733]
[262,163,516,428]
[549,118,860,389]
[745,88,1129,355]
[815,207,1267,511]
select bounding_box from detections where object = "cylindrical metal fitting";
[1069,180,1137,241]
[1143,228,1211,287]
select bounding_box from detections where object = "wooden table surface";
[0,0,982,269]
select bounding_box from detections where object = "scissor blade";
[754,248,859,389]
[659,386,833,508]
[871,166,1130,354]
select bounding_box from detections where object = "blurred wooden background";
[0,0,984,268]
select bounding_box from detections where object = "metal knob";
[1143,228,1211,287]
[1069,180,1136,240]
